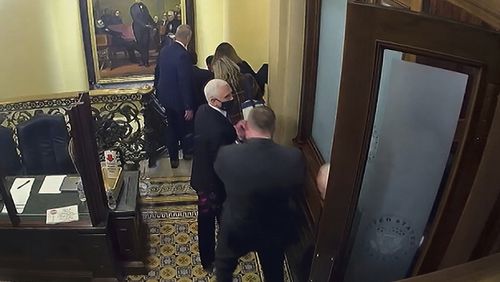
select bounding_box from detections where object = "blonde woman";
[213,42,257,78]
[212,56,263,124]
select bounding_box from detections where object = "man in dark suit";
[156,24,194,168]
[190,51,213,113]
[214,106,305,282]
[130,0,154,66]
[191,79,238,272]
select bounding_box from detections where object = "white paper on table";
[1,177,35,214]
[39,175,66,194]
[46,205,79,224]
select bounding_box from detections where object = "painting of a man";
[90,0,182,81]
[130,0,155,67]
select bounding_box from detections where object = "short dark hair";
[248,106,275,134]
[206,55,214,68]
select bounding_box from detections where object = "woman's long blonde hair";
[213,42,243,64]
[212,56,241,91]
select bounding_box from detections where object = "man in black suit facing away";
[189,51,213,113]
[130,0,154,66]
[156,24,194,168]
[191,79,238,272]
[214,106,305,282]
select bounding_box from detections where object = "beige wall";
[194,0,269,71]
[0,0,88,102]
[223,0,270,71]
[194,0,223,68]
[268,0,306,145]
[195,0,305,145]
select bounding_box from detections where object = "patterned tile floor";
[134,156,292,281]
[128,205,292,282]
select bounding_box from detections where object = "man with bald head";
[190,79,238,272]
[214,106,305,281]
[157,24,195,168]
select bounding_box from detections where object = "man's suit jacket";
[157,42,194,113]
[214,138,305,250]
[130,2,153,29]
[192,66,213,110]
[190,105,236,195]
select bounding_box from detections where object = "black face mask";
[217,99,234,111]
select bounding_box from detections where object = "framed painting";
[80,0,194,86]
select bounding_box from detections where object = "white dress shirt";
[175,40,187,50]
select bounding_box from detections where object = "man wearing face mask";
[190,79,239,272]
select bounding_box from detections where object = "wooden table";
[0,171,146,281]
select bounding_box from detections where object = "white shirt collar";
[175,40,187,50]
[208,103,227,117]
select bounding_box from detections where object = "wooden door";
[309,1,500,281]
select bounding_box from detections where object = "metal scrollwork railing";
[0,89,153,169]
[91,93,147,167]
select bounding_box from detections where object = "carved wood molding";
[296,0,322,143]
[447,0,500,30]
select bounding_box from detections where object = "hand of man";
[234,120,247,141]
[184,110,194,121]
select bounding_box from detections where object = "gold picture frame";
[81,0,193,86]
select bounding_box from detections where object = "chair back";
[16,114,75,175]
[0,126,22,175]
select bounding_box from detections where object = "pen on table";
[17,180,31,189]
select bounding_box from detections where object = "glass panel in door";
[343,49,469,282]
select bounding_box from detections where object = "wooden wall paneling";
[437,85,500,268]
[295,0,321,144]
[309,2,500,281]
[288,0,323,280]
[399,253,500,282]
[293,0,324,228]
[415,79,499,274]
[446,0,500,30]
[472,195,500,258]
[425,0,496,31]
[69,93,109,226]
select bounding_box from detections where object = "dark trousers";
[197,190,223,268]
[165,108,193,161]
[215,233,285,282]
[133,25,150,65]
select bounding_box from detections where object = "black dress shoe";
[183,154,192,160]
[170,159,179,169]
